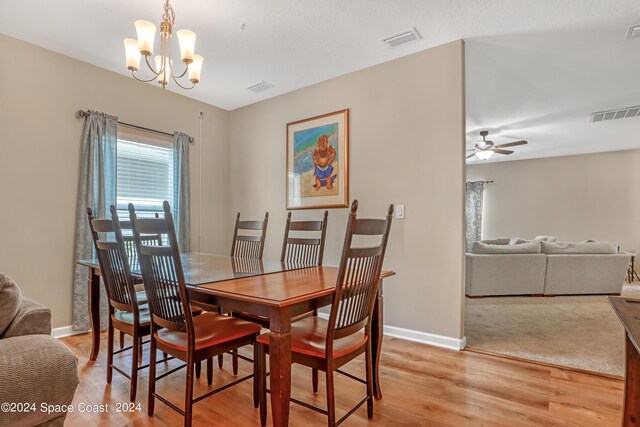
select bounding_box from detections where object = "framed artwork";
[286,109,349,210]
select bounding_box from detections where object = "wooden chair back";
[128,201,193,335]
[231,212,269,259]
[326,200,393,349]
[86,207,139,314]
[280,211,328,266]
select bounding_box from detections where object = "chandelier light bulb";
[135,20,156,55]
[123,38,141,71]
[155,56,172,85]
[177,29,196,63]
[189,55,203,83]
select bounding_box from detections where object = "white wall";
[0,35,230,327]
[467,150,640,252]
[228,41,467,341]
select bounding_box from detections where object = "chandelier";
[123,0,203,90]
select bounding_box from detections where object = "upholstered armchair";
[0,273,79,427]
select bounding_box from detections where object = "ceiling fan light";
[475,150,494,160]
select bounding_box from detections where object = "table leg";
[269,308,292,427]
[624,333,640,426]
[371,280,384,400]
[88,267,101,361]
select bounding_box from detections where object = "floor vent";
[381,28,421,48]
[590,106,640,123]
[247,81,274,93]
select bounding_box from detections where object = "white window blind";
[116,126,173,217]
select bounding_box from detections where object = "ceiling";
[1,1,639,161]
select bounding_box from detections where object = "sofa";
[465,238,630,297]
[0,273,79,427]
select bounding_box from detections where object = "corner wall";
[0,34,230,328]
[228,40,467,343]
[467,150,640,252]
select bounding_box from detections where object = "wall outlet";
[395,204,405,219]
[199,110,204,118]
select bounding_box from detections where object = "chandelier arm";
[131,69,163,83]
[144,54,160,75]
[170,62,189,79]
[170,73,196,90]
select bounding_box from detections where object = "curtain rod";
[77,110,194,143]
[467,180,494,184]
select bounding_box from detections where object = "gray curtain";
[465,181,485,252]
[173,132,191,252]
[72,111,118,331]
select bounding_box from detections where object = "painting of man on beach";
[286,109,349,209]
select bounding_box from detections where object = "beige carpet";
[465,285,640,376]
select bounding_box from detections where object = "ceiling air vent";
[625,23,640,40]
[381,28,421,48]
[247,81,274,93]
[590,106,640,123]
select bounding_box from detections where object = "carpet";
[464,285,640,376]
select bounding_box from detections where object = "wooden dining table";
[78,253,394,426]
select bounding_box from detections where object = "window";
[116,126,173,219]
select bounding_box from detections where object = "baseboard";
[316,313,466,351]
[51,325,87,339]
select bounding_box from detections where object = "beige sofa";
[0,273,79,427]
[465,239,630,297]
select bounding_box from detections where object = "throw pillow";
[534,236,558,242]
[0,273,23,336]
[471,241,542,254]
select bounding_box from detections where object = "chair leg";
[106,320,114,384]
[326,370,336,427]
[138,335,143,365]
[163,352,168,363]
[232,348,239,375]
[217,307,224,369]
[119,331,125,350]
[185,354,195,427]
[258,344,267,426]
[365,342,374,418]
[312,369,319,394]
[207,357,213,386]
[148,334,157,416]
[253,343,259,408]
[131,331,140,402]
[195,361,201,379]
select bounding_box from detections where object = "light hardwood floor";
[60,332,624,426]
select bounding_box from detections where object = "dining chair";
[281,210,329,266]
[117,213,161,352]
[257,200,394,426]
[129,201,262,426]
[231,211,269,259]
[86,207,173,401]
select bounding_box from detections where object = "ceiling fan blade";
[493,149,514,155]
[494,140,527,148]
[466,153,476,159]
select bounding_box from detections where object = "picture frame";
[286,109,349,210]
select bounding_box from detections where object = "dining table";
[77,253,395,426]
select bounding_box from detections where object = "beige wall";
[228,41,466,339]
[0,35,230,328]
[467,150,640,252]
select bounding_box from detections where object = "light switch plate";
[395,204,405,219]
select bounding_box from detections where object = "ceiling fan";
[466,131,528,160]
